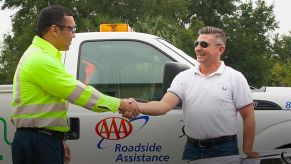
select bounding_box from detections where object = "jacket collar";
[32,36,62,61]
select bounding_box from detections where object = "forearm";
[137,101,171,116]
[239,103,256,153]
[137,92,179,116]
[242,114,256,153]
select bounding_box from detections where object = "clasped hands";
[119,98,139,119]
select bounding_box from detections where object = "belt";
[187,135,237,148]
[17,128,66,140]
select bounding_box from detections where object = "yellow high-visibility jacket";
[10,36,120,132]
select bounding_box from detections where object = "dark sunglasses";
[57,25,77,33]
[194,41,220,48]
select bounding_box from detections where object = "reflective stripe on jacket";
[11,36,120,132]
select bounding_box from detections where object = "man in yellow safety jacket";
[10,5,138,164]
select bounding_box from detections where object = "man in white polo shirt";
[127,26,257,161]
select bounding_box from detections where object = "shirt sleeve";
[167,70,188,101]
[29,54,120,113]
[232,72,253,109]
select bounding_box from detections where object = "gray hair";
[198,26,226,45]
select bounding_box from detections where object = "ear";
[218,46,225,56]
[50,25,59,37]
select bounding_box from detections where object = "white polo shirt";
[167,61,252,139]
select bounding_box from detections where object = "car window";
[78,40,173,101]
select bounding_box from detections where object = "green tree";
[223,0,278,87]
[272,32,291,62]
[0,0,283,87]
[187,0,238,27]
[270,62,291,86]
[269,32,291,86]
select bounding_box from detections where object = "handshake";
[119,98,140,119]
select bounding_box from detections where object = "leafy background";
[0,0,290,87]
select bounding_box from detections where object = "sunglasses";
[57,25,77,33]
[194,41,221,48]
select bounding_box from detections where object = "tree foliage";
[222,0,278,87]
[0,0,288,87]
[269,32,291,86]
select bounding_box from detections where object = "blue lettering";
[130,145,135,152]
[115,154,123,162]
[115,154,170,162]
[145,155,151,162]
[164,155,170,161]
[135,154,141,162]
[152,155,158,161]
[286,102,291,109]
[114,143,170,162]
[156,145,162,152]
[115,143,163,152]
[124,155,130,162]
[115,144,121,152]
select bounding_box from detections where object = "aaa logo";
[95,117,133,140]
[96,116,149,149]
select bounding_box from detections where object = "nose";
[195,45,202,51]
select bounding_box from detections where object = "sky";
[0,0,291,44]
[262,0,291,35]
[0,1,17,44]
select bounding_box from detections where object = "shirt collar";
[193,61,226,76]
[215,61,226,74]
[32,36,62,61]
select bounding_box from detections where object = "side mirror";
[163,62,190,94]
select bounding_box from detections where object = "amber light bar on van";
[99,24,134,32]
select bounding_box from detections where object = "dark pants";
[182,137,239,161]
[12,128,64,164]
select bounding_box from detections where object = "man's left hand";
[63,141,71,164]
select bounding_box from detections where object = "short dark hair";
[198,26,226,45]
[37,5,73,37]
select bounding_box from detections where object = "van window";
[78,40,173,101]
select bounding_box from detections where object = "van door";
[67,39,187,164]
